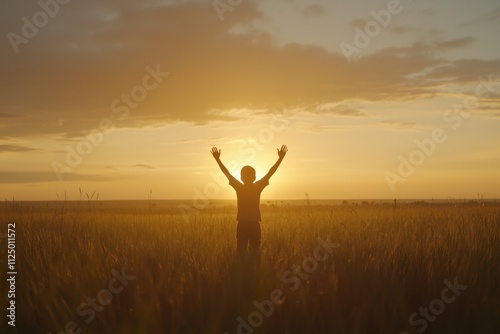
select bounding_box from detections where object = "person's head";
[241,165,256,184]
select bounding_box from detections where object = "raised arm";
[263,145,288,181]
[210,147,235,182]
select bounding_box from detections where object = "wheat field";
[1,201,499,334]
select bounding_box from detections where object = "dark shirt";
[229,176,269,222]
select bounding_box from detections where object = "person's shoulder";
[229,176,242,188]
[256,177,269,187]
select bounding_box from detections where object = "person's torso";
[235,183,264,221]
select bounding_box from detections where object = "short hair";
[241,165,256,183]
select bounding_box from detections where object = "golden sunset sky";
[1,0,499,200]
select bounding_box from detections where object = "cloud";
[134,164,154,169]
[294,121,345,133]
[421,8,437,17]
[425,58,500,83]
[164,138,205,145]
[301,4,326,18]
[0,113,24,118]
[327,108,366,118]
[310,104,366,117]
[0,172,113,184]
[476,98,500,119]
[0,0,498,142]
[348,18,368,28]
[0,144,36,153]
[459,7,500,27]
[281,0,326,17]
[390,25,416,34]
[438,37,475,50]
[381,121,420,131]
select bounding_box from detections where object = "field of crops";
[1,201,499,333]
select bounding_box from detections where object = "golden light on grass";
[2,200,499,333]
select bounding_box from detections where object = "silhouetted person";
[211,145,288,257]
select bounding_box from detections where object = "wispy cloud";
[301,4,326,18]
[0,144,36,153]
[307,103,367,117]
[134,164,154,170]
[0,113,24,118]
[381,121,421,131]
[0,172,113,184]
[295,121,345,133]
[438,37,475,50]
[459,7,500,27]
[390,25,416,34]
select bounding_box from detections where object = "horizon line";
[2,198,499,202]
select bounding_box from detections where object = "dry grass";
[1,201,499,333]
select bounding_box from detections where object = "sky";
[0,0,499,201]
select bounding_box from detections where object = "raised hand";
[277,145,288,159]
[210,147,221,159]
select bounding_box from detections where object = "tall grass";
[1,202,499,333]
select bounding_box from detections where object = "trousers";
[236,220,261,254]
